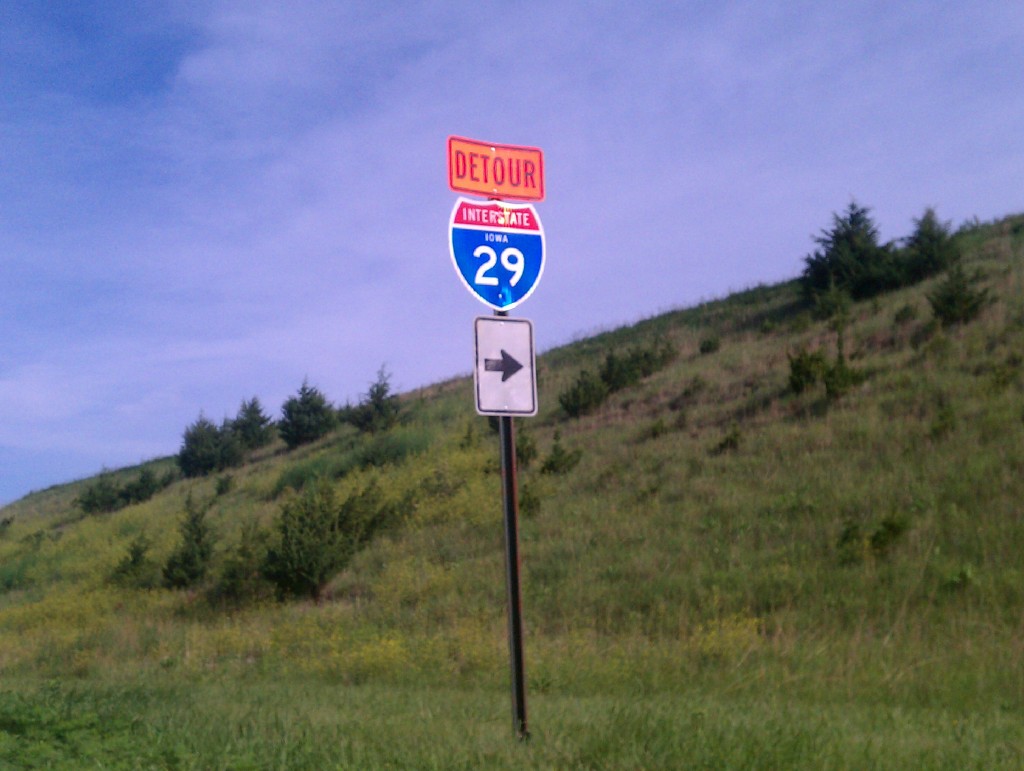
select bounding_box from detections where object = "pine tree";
[177,415,223,477]
[905,207,959,282]
[163,494,215,589]
[802,202,901,301]
[279,380,336,450]
[232,397,274,450]
[348,367,400,434]
[928,262,991,327]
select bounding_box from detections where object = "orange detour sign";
[448,136,545,202]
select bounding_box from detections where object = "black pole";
[498,413,528,740]
[493,307,528,740]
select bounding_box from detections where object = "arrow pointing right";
[484,349,524,382]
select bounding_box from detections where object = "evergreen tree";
[348,367,400,434]
[928,262,991,327]
[802,202,902,301]
[119,468,161,506]
[177,415,223,478]
[163,494,216,589]
[75,473,121,514]
[279,380,336,450]
[177,414,243,478]
[904,207,959,282]
[232,397,274,450]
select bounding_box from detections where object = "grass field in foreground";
[1,675,1022,770]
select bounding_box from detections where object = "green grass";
[1,212,1023,767]
[0,675,1021,769]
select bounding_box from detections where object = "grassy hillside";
[1,213,1023,768]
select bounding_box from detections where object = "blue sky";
[2,1,1022,505]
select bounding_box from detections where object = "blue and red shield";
[448,197,545,311]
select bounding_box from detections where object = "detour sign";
[448,136,545,202]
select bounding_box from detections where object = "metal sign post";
[498,403,528,739]
[448,136,544,741]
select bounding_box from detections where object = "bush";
[163,495,216,589]
[822,359,865,401]
[560,340,675,419]
[599,351,643,393]
[904,207,959,282]
[927,262,991,327]
[110,535,160,589]
[177,416,242,478]
[710,425,742,456]
[356,428,431,469]
[787,349,828,394]
[263,479,392,601]
[802,202,903,301]
[231,397,275,450]
[210,521,273,606]
[515,426,538,468]
[348,367,401,434]
[540,432,582,475]
[120,468,162,506]
[75,474,121,515]
[280,380,336,450]
[76,468,170,514]
[699,337,721,355]
[558,370,609,418]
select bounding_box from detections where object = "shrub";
[348,367,401,434]
[699,337,721,355]
[263,479,392,601]
[599,351,642,393]
[75,474,121,515]
[893,303,918,325]
[904,207,959,282]
[927,262,991,327]
[822,358,865,401]
[177,415,242,478]
[76,468,170,515]
[215,474,234,496]
[280,380,336,450]
[210,521,273,606]
[836,520,865,566]
[519,481,541,519]
[120,468,162,506]
[802,201,903,301]
[787,349,828,394]
[163,494,216,589]
[111,535,160,589]
[231,397,275,450]
[869,516,908,559]
[356,428,431,469]
[540,432,582,475]
[710,425,742,456]
[558,370,609,418]
[638,418,671,442]
[515,426,538,468]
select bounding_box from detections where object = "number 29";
[474,246,525,287]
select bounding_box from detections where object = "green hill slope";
[1,212,1023,767]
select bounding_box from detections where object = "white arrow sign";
[474,316,537,416]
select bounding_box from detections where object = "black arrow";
[484,349,524,382]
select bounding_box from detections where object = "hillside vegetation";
[1,210,1023,768]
